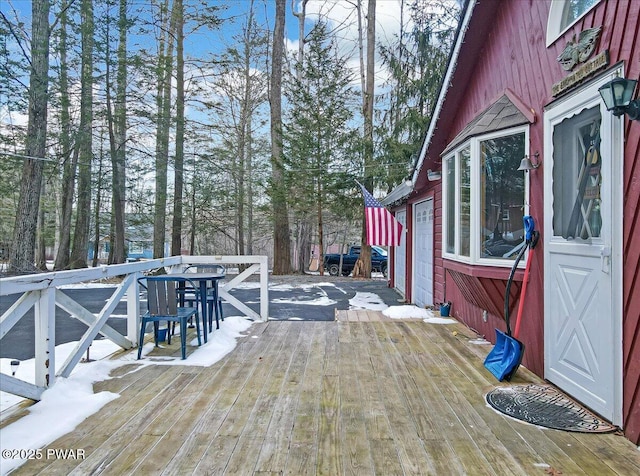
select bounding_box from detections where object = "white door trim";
[394,209,407,297]
[543,68,624,425]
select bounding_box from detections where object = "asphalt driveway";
[0,274,403,360]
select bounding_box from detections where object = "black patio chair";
[138,276,201,360]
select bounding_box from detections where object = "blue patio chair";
[138,276,202,360]
[182,265,225,330]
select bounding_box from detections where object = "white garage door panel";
[413,199,433,308]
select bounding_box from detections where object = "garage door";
[394,209,407,296]
[413,199,433,308]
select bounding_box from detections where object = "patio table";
[168,272,225,343]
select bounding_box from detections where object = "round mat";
[486,384,617,433]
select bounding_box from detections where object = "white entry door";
[413,199,434,308]
[394,209,407,296]
[544,73,622,424]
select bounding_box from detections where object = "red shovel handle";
[514,247,532,339]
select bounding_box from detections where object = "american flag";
[358,182,403,246]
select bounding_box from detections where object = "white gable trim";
[410,0,477,188]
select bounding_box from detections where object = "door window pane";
[552,107,601,239]
[480,133,525,259]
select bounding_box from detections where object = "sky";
[0,278,466,475]
[0,0,408,128]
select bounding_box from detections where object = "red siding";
[402,0,640,443]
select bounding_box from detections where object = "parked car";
[323,245,388,277]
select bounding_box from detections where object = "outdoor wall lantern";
[517,152,541,172]
[598,76,640,121]
[10,360,20,376]
[427,169,442,181]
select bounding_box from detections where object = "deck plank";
[362,320,441,475]
[8,314,640,476]
[193,322,300,475]
[338,334,375,476]
[254,322,317,474]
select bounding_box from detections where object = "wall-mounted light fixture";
[598,76,639,121]
[10,360,20,376]
[517,152,541,172]
[427,169,442,181]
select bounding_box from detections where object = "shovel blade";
[484,330,524,381]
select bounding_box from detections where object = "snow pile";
[423,316,458,325]
[382,305,432,319]
[382,305,458,325]
[349,292,388,310]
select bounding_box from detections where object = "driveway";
[0,275,403,360]
[230,274,403,321]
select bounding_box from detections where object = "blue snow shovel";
[484,216,535,381]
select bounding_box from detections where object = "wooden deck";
[9,310,640,475]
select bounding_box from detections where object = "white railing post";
[127,273,140,343]
[34,288,56,389]
[260,256,269,321]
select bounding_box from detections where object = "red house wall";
[406,0,640,442]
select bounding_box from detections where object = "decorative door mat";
[486,384,617,433]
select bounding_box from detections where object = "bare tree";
[153,0,177,259]
[353,0,375,278]
[171,0,184,256]
[107,0,128,264]
[53,1,76,270]
[69,0,95,269]
[9,0,50,273]
[270,0,291,274]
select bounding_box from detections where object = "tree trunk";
[270,0,291,274]
[357,0,366,101]
[246,113,254,256]
[317,191,324,277]
[189,157,197,254]
[153,0,177,259]
[109,0,128,264]
[70,0,95,269]
[354,0,375,279]
[54,3,74,271]
[9,0,50,274]
[92,145,104,267]
[36,180,47,271]
[171,0,184,256]
[105,8,117,264]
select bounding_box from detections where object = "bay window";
[443,127,528,265]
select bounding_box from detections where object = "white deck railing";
[0,255,269,402]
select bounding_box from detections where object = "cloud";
[289,0,406,91]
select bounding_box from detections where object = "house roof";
[380,180,413,206]
[442,89,536,155]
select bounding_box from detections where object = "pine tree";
[377,0,460,190]
[284,21,359,275]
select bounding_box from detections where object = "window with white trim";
[547,0,601,46]
[443,126,528,265]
